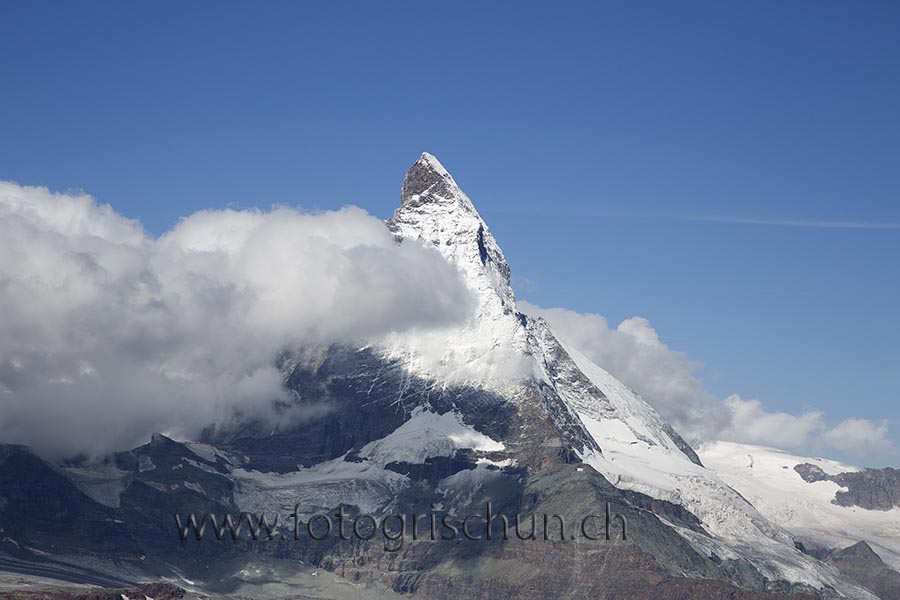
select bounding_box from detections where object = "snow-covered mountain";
[357,153,885,597]
[1,153,896,600]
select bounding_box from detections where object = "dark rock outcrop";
[0,583,186,600]
[0,444,139,558]
[832,468,900,511]
[794,463,831,483]
[794,463,900,511]
[400,152,460,207]
[824,541,900,600]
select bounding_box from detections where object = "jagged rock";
[832,468,900,511]
[0,583,185,600]
[795,463,831,483]
[825,541,900,600]
[795,463,900,510]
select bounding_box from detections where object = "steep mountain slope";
[824,542,900,600]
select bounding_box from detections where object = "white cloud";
[0,181,472,458]
[518,301,731,442]
[521,301,895,460]
[2,179,892,463]
[823,418,894,459]
[719,395,825,450]
[720,399,896,460]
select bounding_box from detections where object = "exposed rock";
[0,583,185,600]
[400,152,462,208]
[0,444,139,558]
[795,463,831,483]
[832,468,900,511]
[795,463,900,511]
[824,541,900,599]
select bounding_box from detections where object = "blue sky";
[2,2,898,460]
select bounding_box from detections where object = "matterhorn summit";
[382,153,527,385]
[390,153,516,313]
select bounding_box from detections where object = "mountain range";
[0,154,898,600]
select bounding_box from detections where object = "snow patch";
[60,463,131,508]
[359,408,504,466]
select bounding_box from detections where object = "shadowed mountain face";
[0,155,887,600]
[825,542,900,600]
[0,444,138,558]
[0,583,187,600]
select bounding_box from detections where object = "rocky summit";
[0,155,896,599]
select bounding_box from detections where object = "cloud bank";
[2,179,890,463]
[0,181,472,458]
[521,301,895,460]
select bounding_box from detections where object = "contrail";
[674,215,900,230]
[484,208,900,230]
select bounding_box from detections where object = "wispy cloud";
[663,215,900,230]
[522,301,896,461]
[487,207,900,230]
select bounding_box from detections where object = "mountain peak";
[834,540,882,563]
[400,152,463,208]
[389,153,517,317]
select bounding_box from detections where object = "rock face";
[400,153,467,209]
[795,463,900,511]
[832,469,900,511]
[795,463,832,484]
[825,542,900,600]
[0,444,139,560]
[0,154,885,600]
[0,583,186,600]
